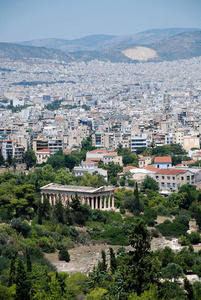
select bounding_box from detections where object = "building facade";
[40,183,115,210]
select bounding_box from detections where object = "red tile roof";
[123,166,137,170]
[103,152,117,157]
[142,164,157,172]
[155,169,187,175]
[182,160,196,164]
[154,156,172,163]
[87,149,109,154]
[63,149,72,154]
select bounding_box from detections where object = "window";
[172,183,175,187]
[181,176,184,180]
[167,176,170,180]
[162,176,165,179]
[156,176,159,179]
[172,176,175,180]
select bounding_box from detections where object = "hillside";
[18,28,196,52]
[0,42,74,61]
[72,30,201,62]
[1,30,201,63]
[149,30,201,61]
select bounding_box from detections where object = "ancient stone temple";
[40,183,115,210]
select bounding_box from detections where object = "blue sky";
[0,0,201,42]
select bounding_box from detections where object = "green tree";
[26,248,32,273]
[8,258,16,286]
[58,250,70,262]
[23,150,36,170]
[98,250,107,273]
[109,247,117,273]
[122,218,155,296]
[0,154,4,165]
[161,263,183,282]
[38,199,42,225]
[7,153,12,166]
[86,287,108,300]
[184,277,194,300]
[141,176,159,192]
[15,259,30,300]
[54,197,64,223]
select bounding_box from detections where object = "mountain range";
[1,28,201,63]
[18,28,196,52]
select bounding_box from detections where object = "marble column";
[53,193,56,205]
[41,193,44,202]
[91,197,94,209]
[112,194,114,209]
[95,197,98,209]
[108,194,111,209]
[104,195,107,210]
[87,197,90,206]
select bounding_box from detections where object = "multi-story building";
[36,148,50,164]
[154,169,195,192]
[131,134,147,153]
[103,152,123,166]
[1,140,13,160]
[48,138,63,155]
[74,160,107,180]
[13,143,25,163]
[139,155,152,168]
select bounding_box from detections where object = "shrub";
[150,228,160,238]
[69,227,79,242]
[0,257,10,274]
[120,178,125,187]
[173,214,189,228]
[58,250,70,262]
[61,226,69,237]
[101,228,129,245]
[0,232,9,246]
[143,207,157,226]
[187,232,201,244]
[1,244,18,259]
[128,180,135,187]
[120,206,125,214]
[157,205,171,217]
[156,222,188,238]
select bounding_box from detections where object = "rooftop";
[154,156,172,163]
[40,183,114,194]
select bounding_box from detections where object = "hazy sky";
[0,0,201,42]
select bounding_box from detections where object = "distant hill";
[0,43,73,61]
[149,30,201,61]
[71,30,201,62]
[1,29,201,63]
[18,28,197,52]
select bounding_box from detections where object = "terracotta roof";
[182,160,196,164]
[103,152,117,157]
[63,149,72,154]
[142,164,157,172]
[154,156,172,163]
[83,160,98,164]
[36,148,50,153]
[123,166,137,170]
[155,169,188,175]
[87,149,109,154]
